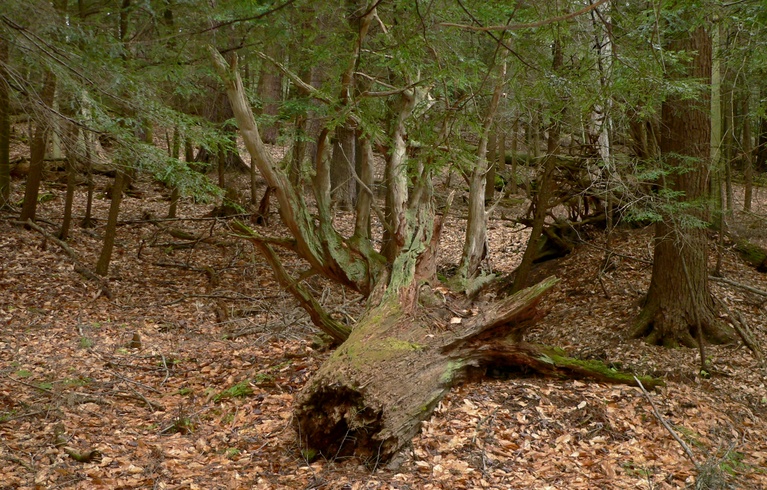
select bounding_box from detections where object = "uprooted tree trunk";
[211,46,662,466]
[293,276,661,464]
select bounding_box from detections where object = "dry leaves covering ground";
[1,160,766,489]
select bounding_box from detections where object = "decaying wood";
[210,46,664,468]
[733,238,767,272]
[294,277,662,465]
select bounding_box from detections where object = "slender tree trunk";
[217,149,226,188]
[631,24,733,347]
[530,109,541,159]
[756,106,767,172]
[330,125,356,211]
[511,137,558,293]
[485,128,497,203]
[167,128,181,218]
[95,171,125,277]
[58,121,78,240]
[512,42,563,293]
[0,38,10,208]
[458,60,506,282]
[723,82,735,216]
[510,117,518,195]
[256,45,282,145]
[353,135,374,240]
[710,18,723,216]
[20,70,57,223]
[80,130,95,228]
[742,96,753,212]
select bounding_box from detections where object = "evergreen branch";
[442,0,611,32]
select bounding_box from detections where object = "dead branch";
[14,219,113,298]
[118,213,250,225]
[441,0,610,32]
[716,299,765,362]
[709,275,767,297]
[634,376,700,470]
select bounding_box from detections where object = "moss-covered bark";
[294,277,662,464]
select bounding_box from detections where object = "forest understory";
[2,152,767,490]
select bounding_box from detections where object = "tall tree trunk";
[353,135,374,240]
[742,96,753,212]
[0,38,10,209]
[58,121,78,240]
[80,130,95,228]
[530,109,541,159]
[512,41,563,293]
[756,106,767,172]
[509,117,518,195]
[723,81,735,216]
[630,24,733,347]
[167,128,182,218]
[330,125,356,212]
[95,171,125,277]
[20,70,57,223]
[458,60,506,282]
[256,45,282,145]
[485,128,497,203]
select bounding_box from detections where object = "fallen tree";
[211,43,662,465]
[291,275,661,464]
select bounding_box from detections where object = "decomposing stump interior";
[293,277,662,464]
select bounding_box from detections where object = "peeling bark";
[209,48,383,295]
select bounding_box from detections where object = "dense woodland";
[2,1,767,488]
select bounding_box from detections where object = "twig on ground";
[3,453,36,472]
[118,214,250,225]
[634,376,700,470]
[159,354,171,385]
[116,389,165,412]
[709,275,767,297]
[716,300,765,362]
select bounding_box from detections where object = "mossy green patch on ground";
[213,381,253,402]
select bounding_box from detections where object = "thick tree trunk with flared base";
[630,224,733,347]
[631,24,735,349]
[294,276,662,464]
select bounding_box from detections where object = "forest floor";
[1,154,767,489]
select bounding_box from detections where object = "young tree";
[19,69,57,223]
